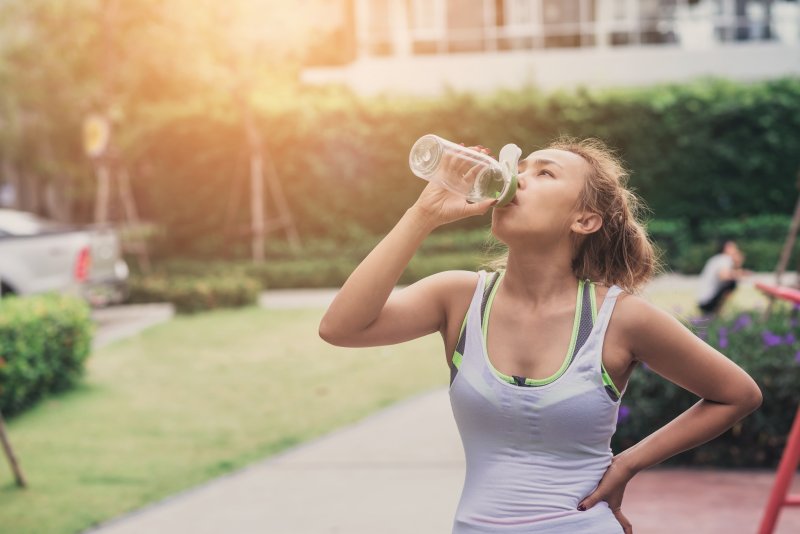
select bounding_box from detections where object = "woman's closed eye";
[539,169,555,178]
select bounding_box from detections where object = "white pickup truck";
[0,209,129,305]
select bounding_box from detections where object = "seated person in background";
[697,239,750,317]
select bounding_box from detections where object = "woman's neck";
[500,246,580,309]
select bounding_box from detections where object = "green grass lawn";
[0,306,445,534]
[0,281,773,534]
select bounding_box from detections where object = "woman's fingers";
[467,198,497,215]
[612,508,633,534]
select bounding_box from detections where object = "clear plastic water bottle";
[409,134,521,207]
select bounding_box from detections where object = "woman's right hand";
[410,144,498,228]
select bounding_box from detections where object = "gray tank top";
[449,270,626,533]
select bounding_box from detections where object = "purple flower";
[719,336,729,349]
[618,405,631,424]
[785,333,797,345]
[762,331,784,348]
[795,350,800,363]
[732,314,752,332]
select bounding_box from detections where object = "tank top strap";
[579,283,624,368]
[471,269,491,338]
[595,285,623,329]
[451,270,489,375]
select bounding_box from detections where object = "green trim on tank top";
[449,271,621,398]
[482,270,582,386]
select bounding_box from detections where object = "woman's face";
[491,148,591,243]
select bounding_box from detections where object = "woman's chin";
[490,218,515,242]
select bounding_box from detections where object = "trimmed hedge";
[642,215,798,274]
[0,294,93,417]
[127,275,261,314]
[128,77,800,260]
[611,303,798,468]
[135,211,795,289]
[130,252,491,292]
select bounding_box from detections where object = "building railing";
[358,1,800,58]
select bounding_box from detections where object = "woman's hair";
[483,136,663,294]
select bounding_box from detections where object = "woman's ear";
[571,212,603,236]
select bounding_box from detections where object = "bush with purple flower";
[612,303,799,469]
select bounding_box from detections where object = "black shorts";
[698,280,738,314]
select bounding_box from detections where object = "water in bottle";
[409,134,520,207]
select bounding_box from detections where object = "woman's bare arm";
[319,207,465,347]
[319,158,496,348]
[612,296,763,475]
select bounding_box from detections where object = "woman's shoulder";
[598,285,660,367]
[422,270,483,309]
[431,270,484,339]
[604,285,677,344]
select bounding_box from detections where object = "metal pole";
[757,406,800,534]
[774,170,800,287]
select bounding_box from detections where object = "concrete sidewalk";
[258,271,798,311]
[84,387,800,534]
[91,303,174,349]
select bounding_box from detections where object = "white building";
[301,0,800,95]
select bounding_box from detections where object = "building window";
[542,0,596,48]
[445,0,489,52]
[356,0,798,59]
[607,0,678,46]
[364,0,394,56]
[502,0,596,49]
[408,0,447,54]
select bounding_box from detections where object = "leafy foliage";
[612,304,800,467]
[0,293,93,416]
[0,2,797,262]
[127,274,261,313]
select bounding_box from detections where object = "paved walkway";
[91,302,174,349]
[82,387,799,534]
[258,271,797,311]
[82,273,799,533]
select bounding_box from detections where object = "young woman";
[319,137,762,533]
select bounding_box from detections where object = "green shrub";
[403,251,492,284]
[0,294,93,417]
[698,214,796,242]
[646,215,796,274]
[243,258,359,289]
[611,303,799,468]
[679,242,721,274]
[646,218,691,272]
[140,248,492,290]
[127,275,261,313]
[135,210,797,289]
[118,77,800,259]
[681,238,798,274]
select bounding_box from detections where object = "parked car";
[0,209,129,305]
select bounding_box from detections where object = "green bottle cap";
[494,143,522,208]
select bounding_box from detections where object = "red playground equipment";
[755,281,800,534]
[755,174,800,534]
